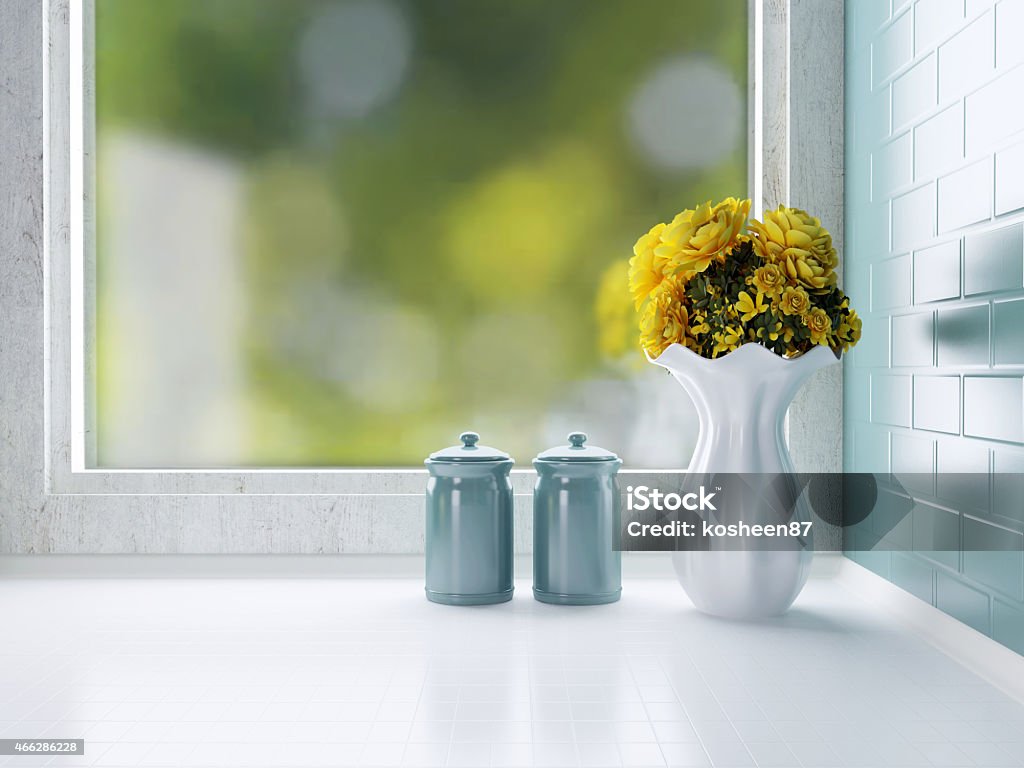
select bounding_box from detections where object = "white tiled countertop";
[0,568,1022,767]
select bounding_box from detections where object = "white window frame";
[0,0,842,553]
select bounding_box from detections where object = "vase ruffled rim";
[646,341,840,374]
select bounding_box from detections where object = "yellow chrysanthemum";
[735,290,768,322]
[655,198,751,275]
[804,307,833,346]
[749,263,785,297]
[628,222,670,309]
[778,285,810,317]
[639,278,690,358]
[749,206,837,292]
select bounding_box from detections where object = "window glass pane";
[93,0,748,467]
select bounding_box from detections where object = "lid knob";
[460,431,480,448]
[568,432,587,448]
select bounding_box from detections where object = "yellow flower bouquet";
[629,198,860,359]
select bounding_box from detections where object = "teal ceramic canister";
[424,432,515,605]
[533,433,622,605]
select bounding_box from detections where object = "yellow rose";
[749,263,785,297]
[778,285,810,317]
[655,198,751,275]
[749,206,837,292]
[735,290,768,322]
[639,278,689,358]
[628,222,670,309]
[804,307,832,346]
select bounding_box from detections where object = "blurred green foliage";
[95,0,747,466]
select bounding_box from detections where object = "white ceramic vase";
[649,342,839,619]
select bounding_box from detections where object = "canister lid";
[427,431,511,462]
[534,432,619,462]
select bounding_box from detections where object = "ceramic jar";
[424,431,514,605]
[532,432,622,605]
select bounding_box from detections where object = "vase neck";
[662,349,834,474]
[680,375,800,474]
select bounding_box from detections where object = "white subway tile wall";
[913,103,962,181]
[892,432,935,475]
[964,223,1024,295]
[995,141,1024,215]
[912,239,960,302]
[871,253,913,309]
[873,132,913,200]
[996,0,1024,68]
[935,304,989,366]
[965,65,1024,154]
[846,0,1024,656]
[873,9,914,86]
[994,298,1024,364]
[870,374,912,427]
[891,183,935,251]
[936,11,993,103]
[914,0,966,53]
[913,375,960,433]
[964,377,1024,442]
[936,158,992,233]
[892,53,938,130]
[892,312,934,367]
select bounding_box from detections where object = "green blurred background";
[94,0,747,467]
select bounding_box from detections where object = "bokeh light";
[627,56,744,172]
[444,143,612,305]
[298,1,411,121]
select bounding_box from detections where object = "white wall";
[845,0,1024,655]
